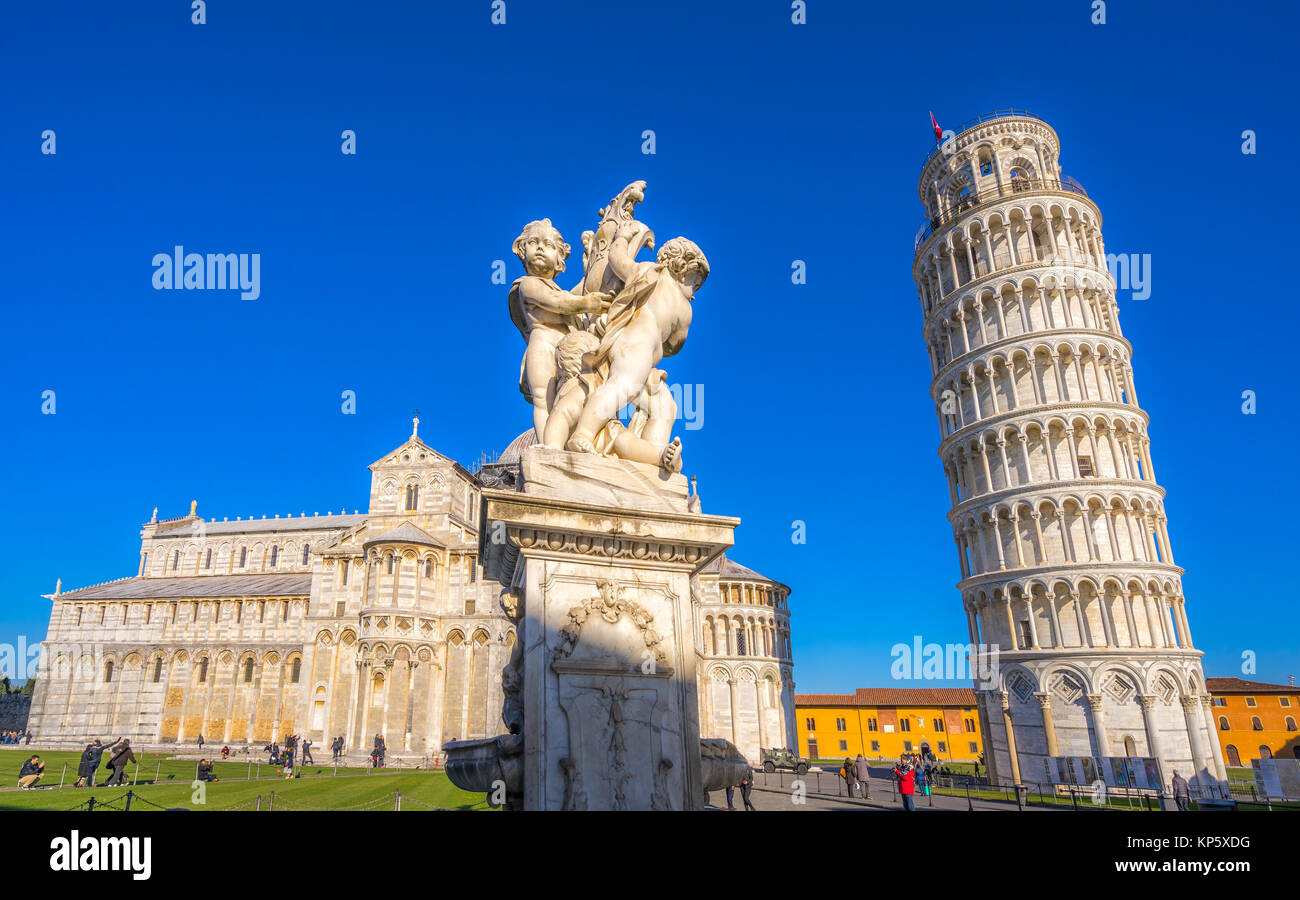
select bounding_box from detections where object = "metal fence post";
[395,790,402,811]
[256,795,262,811]
[125,790,133,811]
[154,759,161,784]
[269,791,275,810]
[87,796,95,812]
[59,763,66,789]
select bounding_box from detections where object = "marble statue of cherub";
[508,218,613,438]
[543,328,683,470]
[564,221,708,455]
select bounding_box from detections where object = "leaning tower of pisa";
[911,111,1227,796]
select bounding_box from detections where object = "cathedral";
[29,422,795,763]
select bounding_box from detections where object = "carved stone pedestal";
[479,446,737,810]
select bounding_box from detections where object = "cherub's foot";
[660,437,683,473]
[566,434,596,454]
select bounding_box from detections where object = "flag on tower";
[930,111,943,143]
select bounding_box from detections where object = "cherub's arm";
[607,230,653,285]
[517,278,608,315]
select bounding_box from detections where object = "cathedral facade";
[29,424,795,762]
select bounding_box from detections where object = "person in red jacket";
[893,757,916,811]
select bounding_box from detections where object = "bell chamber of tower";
[911,110,1227,797]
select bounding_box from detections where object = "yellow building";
[1205,677,1300,768]
[795,688,983,763]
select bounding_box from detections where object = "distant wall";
[0,694,31,732]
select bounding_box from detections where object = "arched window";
[1287,717,1297,732]
[424,559,433,579]
[197,658,209,683]
[387,556,395,575]
[153,657,163,683]
[269,545,279,567]
[302,543,311,565]
[1252,716,1264,731]
[104,661,114,683]
[1226,745,1241,767]
[204,548,212,569]
[1010,168,1030,192]
[1219,716,1230,731]
[243,658,254,683]
[1123,735,1137,756]
[290,658,301,683]
[172,550,180,570]
[405,484,419,511]
[1260,745,1273,759]
[239,547,247,567]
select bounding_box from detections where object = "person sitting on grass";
[18,755,45,789]
[196,759,218,782]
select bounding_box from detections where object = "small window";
[302,543,311,565]
[1246,697,1257,707]
[243,658,254,683]
[938,741,947,753]
[172,550,180,570]
[104,661,114,683]
[239,547,247,567]
[387,556,395,575]
[969,742,978,753]
[1281,697,1292,708]
[903,740,913,752]
[405,484,419,511]
[341,560,349,585]
[198,658,209,683]
[835,717,846,732]
[1287,717,1297,733]
[900,719,911,732]
[269,545,279,567]
[805,717,816,731]
[838,740,848,751]
[1218,716,1229,730]
[1212,697,1226,706]
[1226,745,1241,766]
[425,559,433,579]
[290,658,301,683]
[464,598,476,615]
[870,740,880,752]
[1252,716,1263,731]
[934,718,945,732]
[204,548,212,569]
[1260,745,1273,759]
[964,717,976,732]
[867,717,878,732]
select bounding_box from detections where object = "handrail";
[921,109,1048,168]
[914,177,1089,253]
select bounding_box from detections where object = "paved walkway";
[708,770,1048,811]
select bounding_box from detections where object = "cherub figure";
[508,218,613,437]
[544,330,683,471]
[565,223,708,455]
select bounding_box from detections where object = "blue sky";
[1,0,1295,691]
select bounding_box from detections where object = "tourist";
[105,739,136,786]
[331,735,343,762]
[25,730,32,745]
[840,757,855,796]
[724,782,736,810]
[854,754,870,798]
[197,733,205,751]
[1171,770,1191,811]
[196,759,218,782]
[74,737,121,788]
[221,745,231,759]
[283,744,295,779]
[18,755,45,789]
[738,768,756,811]
[301,738,313,765]
[893,757,916,811]
[373,733,386,768]
[914,760,928,798]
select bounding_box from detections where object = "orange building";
[1205,677,1300,767]
[795,688,983,763]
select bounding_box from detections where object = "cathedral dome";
[498,428,539,465]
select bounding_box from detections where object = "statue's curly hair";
[657,237,709,286]
[555,329,600,376]
[512,218,570,272]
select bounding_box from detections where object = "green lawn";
[0,748,488,811]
